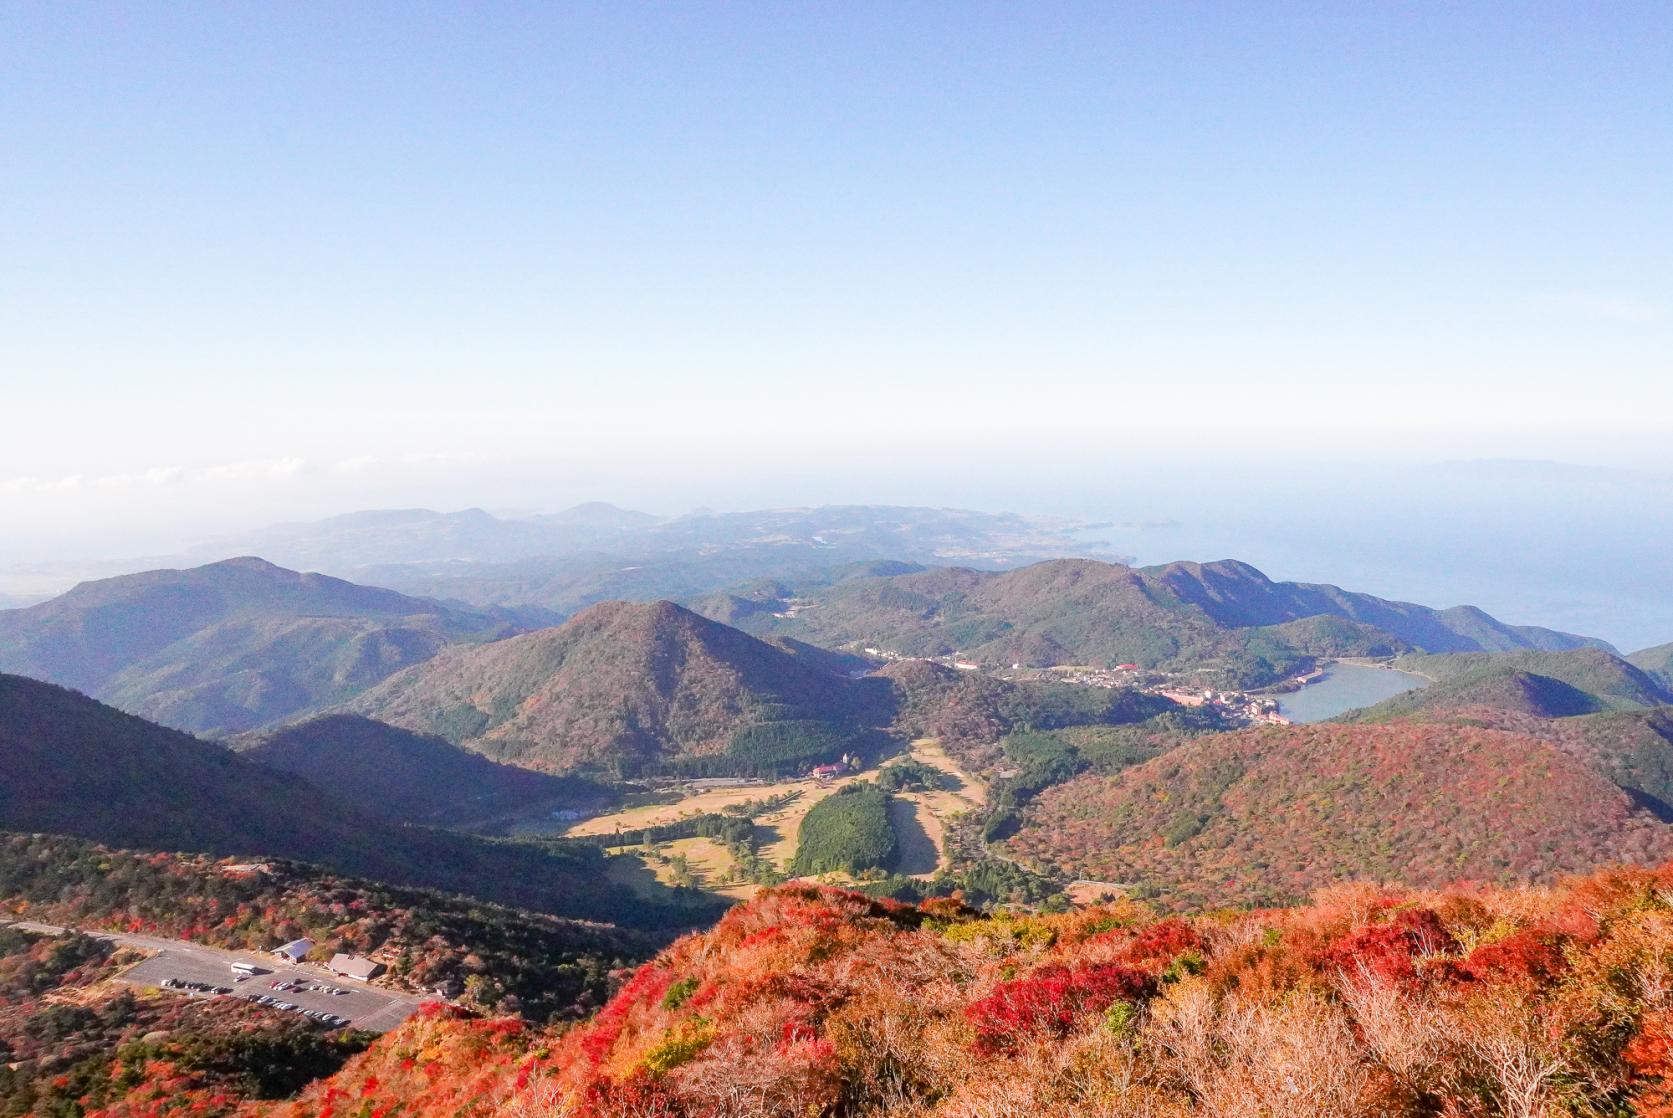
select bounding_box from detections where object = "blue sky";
[3,3,1672,546]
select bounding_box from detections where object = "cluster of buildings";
[271,938,385,981]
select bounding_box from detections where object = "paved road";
[3,919,429,1033]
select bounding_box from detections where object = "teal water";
[1277,662,1429,723]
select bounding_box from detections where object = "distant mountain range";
[0,557,547,736]
[192,503,663,570]
[0,673,714,931]
[0,504,1124,621]
[199,503,1110,576]
[690,557,1610,687]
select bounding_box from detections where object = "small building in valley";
[328,953,384,981]
[272,938,314,964]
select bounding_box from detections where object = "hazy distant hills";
[1008,720,1673,909]
[344,600,887,776]
[232,714,607,828]
[0,673,714,929]
[234,504,1117,613]
[1150,559,1612,652]
[194,503,662,570]
[0,557,543,736]
[689,557,1607,687]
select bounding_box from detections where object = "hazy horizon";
[5,6,1671,647]
[4,452,1672,653]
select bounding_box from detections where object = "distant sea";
[1045,460,1673,653]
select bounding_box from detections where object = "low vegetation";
[268,865,1673,1117]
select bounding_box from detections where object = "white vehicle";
[231,962,261,976]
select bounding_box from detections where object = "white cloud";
[91,466,185,488]
[199,457,308,481]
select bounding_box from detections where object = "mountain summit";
[347,599,880,775]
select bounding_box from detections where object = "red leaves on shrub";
[1626,1012,1673,1118]
[1461,928,1568,986]
[1323,908,1458,986]
[966,963,1155,1053]
[1123,918,1203,970]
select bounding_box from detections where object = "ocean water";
[1043,460,1673,653]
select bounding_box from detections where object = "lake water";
[1277,662,1430,723]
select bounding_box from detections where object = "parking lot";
[119,948,426,1033]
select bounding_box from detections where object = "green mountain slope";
[0,558,538,735]
[1629,641,1673,688]
[689,558,1605,687]
[232,714,609,827]
[1343,649,1673,721]
[346,600,890,777]
[0,673,717,931]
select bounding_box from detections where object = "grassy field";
[583,737,992,894]
[880,738,988,878]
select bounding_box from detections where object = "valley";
[543,735,991,901]
[4,535,1673,1118]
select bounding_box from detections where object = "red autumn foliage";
[1626,1012,1673,1118]
[966,962,1155,1053]
[1322,907,1459,985]
[1123,916,1203,969]
[1461,927,1569,985]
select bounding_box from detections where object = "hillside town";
[858,646,1295,726]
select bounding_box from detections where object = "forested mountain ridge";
[344,599,886,776]
[689,557,1605,687]
[232,714,609,827]
[1341,648,1673,721]
[345,599,1176,778]
[0,557,542,735]
[0,673,718,931]
[1147,558,1613,652]
[1006,720,1673,910]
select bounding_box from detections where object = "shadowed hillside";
[0,674,719,931]
[233,714,610,827]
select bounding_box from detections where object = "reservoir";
[1277,661,1429,723]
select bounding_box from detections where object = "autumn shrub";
[966,962,1155,1054]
